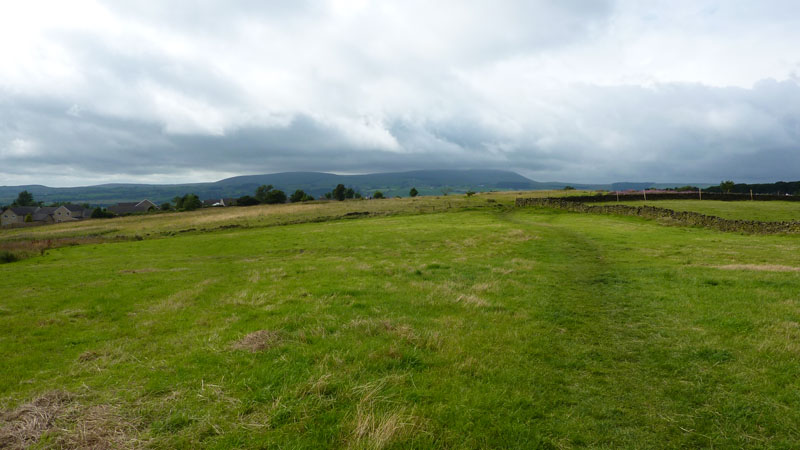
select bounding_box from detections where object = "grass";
[2,195,800,447]
[597,199,800,221]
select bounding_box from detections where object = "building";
[202,198,237,207]
[1,206,39,226]
[107,199,158,215]
[52,204,91,222]
[1,204,90,226]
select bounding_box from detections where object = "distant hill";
[0,170,549,206]
[0,170,721,206]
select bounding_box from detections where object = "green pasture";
[597,199,800,222]
[2,198,800,448]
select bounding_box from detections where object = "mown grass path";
[2,207,800,448]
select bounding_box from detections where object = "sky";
[1,0,800,187]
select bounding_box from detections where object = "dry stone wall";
[515,196,800,234]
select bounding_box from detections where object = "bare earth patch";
[714,264,800,273]
[0,391,139,449]
[231,330,283,352]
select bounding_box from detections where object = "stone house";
[1,206,39,226]
[1,204,91,227]
[107,199,157,215]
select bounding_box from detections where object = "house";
[107,199,157,215]
[32,207,58,224]
[202,198,236,207]
[52,204,90,222]
[1,206,39,226]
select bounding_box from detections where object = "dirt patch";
[0,391,138,449]
[231,330,283,352]
[0,391,72,449]
[714,264,800,273]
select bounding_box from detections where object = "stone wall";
[562,192,800,203]
[515,197,800,234]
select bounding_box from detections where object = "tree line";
[2,185,424,216]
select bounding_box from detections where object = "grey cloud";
[2,1,800,186]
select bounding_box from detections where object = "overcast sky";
[2,0,800,186]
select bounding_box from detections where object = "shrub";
[90,207,115,219]
[0,251,18,263]
[236,195,260,206]
[563,186,575,190]
[465,191,476,197]
[372,191,384,199]
[160,202,173,211]
[409,187,419,197]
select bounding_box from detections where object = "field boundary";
[515,195,800,234]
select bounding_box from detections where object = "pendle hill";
[0,169,706,206]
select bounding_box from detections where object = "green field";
[597,199,800,222]
[2,196,800,448]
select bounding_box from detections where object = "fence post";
[643,190,647,201]
[750,189,754,201]
[699,188,702,200]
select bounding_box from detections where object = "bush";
[160,202,173,211]
[409,187,418,197]
[290,190,313,203]
[372,191,384,199]
[236,195,260,206]
[563,186,575,190]
[0,250,18,263]
[90,207,115,219]
[465,191,476,197]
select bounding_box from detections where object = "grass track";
[2,203,800,448]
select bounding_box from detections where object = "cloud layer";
[1,0,800,185]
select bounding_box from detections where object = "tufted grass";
[1,197,800,448]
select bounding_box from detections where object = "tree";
[345,188,355,199]
[409,187,419,197]
[91,207,114,219]
[160,202,172,211]
[263,189,287,204]
[290,190,313,203]
[720,180,735,193]
[13,190,35,207]
[465,190,476,197]
[255,185,274,203]
[332,184,347,201]
[176,193,202,211]
[372,191,384,199]
[440,187,452,196]
[563,186,575,191]
[236,195,260,206]
[24,213,33,223]
[324,192,333,200]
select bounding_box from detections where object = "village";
[0,198,237,227]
